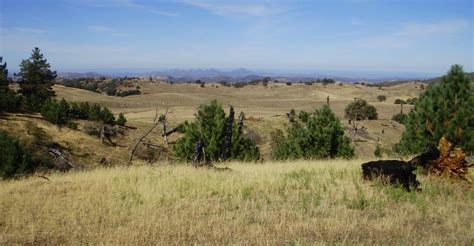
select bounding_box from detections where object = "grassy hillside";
[1,160,472,244]
[52,81,422,162]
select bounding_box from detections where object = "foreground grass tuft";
[1,160,472,244]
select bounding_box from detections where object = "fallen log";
[361,160,419,191]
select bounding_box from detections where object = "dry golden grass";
[50,81,424,161]
[1,160,473,244]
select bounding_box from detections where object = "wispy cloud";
[87,25,129,37]
[13,27,46,34]
[356,19,471,48]
[183,0,287,17]
[67,0,178,17]
[351,17,364,26]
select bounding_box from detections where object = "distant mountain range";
[56,68,464,84]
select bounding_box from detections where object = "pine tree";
[0,57,8,89]
[17,47,57,110]
[396,65,474,154]
[40,98,69,125]
[0,131,34,179]
[273,105,354,160]
[0,57,20,112]
[173,100,259,162]
[100,107,115,125]
[116,113,127,126]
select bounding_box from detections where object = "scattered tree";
[344,99,378,121]
[17,47,57,110]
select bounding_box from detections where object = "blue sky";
[0,0,473,75]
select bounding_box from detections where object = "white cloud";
[356,19,471,48]
[87,25,129,37]
[183,0,286,17]
[13,27,46,34]
[67,0,178,17]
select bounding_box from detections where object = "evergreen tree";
[17,47,57,110]
[100,107,115,125]
[396,65,474,154]
[173,100,260,162]
[88,104,102,121]
[0,57,20,112]
[0,57,8,89]
[0,131,34,179]
[116,113,127,126]
[40,98,69,125]
[273,105,354,160]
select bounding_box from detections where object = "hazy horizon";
[1,0,473,75]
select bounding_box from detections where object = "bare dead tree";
[222,105,235,161]
[193,137,205,165]
[129,108,163,164]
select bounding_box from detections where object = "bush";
[116,113,127,126]
[173,100,260,162]
[374,145,382,158]
[100,107,115,125]
[0,131,35,179]
[377,95,387,102]
[286,82,292,86]
[0,88,21,113]
[392,113,408,125]
[40,98,70,125]
[344,99,378,120]
[406,97,417,105]
[272,105,354,160]
[394,99,406,104]
[66,121,78,130]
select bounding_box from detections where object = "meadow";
[1,160,472,244]
[1,81,472,244]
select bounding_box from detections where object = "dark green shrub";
[100,107,115,125]
[392,113,408,125]
[173,100,260,162]
[116,113,127,126]
[0,131,34,179]
[374,145,382,158]
[40,98,70,125]
[344,99,378,120]
[406,97,418,105]
[394,99,406,104]
[272,105,354,160]
[66,121,78,130]
[377,95,387,102]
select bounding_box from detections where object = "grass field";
[2,81,472,244]
[1,160,473,244]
